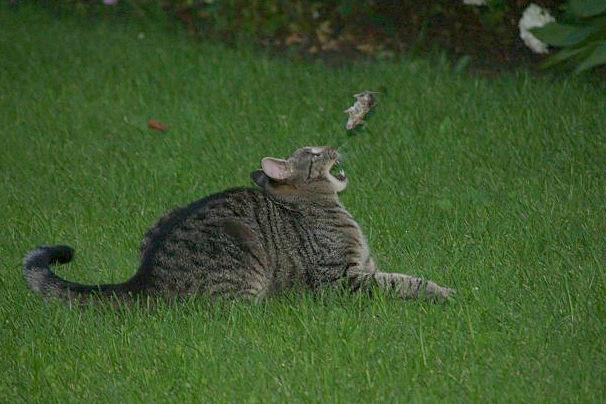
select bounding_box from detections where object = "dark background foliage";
[39,0,569,70]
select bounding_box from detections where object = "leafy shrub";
[39,0,574,69]
[532,0,606,72]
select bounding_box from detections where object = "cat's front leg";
[376,272,454,301]
[347,266,454,301]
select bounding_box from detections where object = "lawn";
[1,5,605,403]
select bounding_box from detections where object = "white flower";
[463,0,487,5]
[519,3,555,54]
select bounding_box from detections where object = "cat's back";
[135,186,368,296]
[139,188,267,264]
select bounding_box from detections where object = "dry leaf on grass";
[344,91,378,130]
[148,119,168,132]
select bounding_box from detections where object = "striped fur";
[23,146,454,303]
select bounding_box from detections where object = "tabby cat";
[23,146,454,303]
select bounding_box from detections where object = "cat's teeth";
[339,169,345,176]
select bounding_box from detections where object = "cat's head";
[251,146,347,202]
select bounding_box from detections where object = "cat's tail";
[23,245,138,303]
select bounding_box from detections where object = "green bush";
[40,0,572,68]
[532,0,606,73]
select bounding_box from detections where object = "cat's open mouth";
[329,160,346,182]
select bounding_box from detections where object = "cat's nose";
[324,147,338,158]
[310,146,337,158]
[309,146,328,154]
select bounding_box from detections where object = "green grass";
[2,5,606,403]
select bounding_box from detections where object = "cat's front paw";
[439,287,456,301]
[427,282,455,302]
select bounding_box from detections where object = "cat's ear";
[251,169,269,188]
[261,158,291,180]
